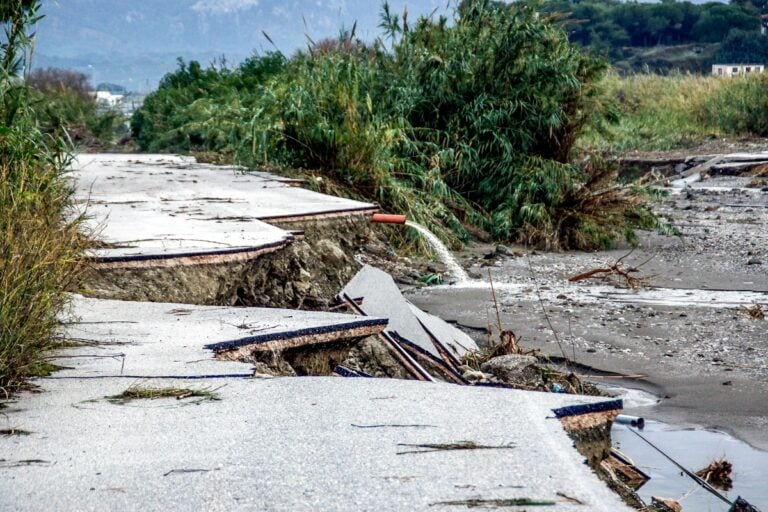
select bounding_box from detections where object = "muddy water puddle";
[613,421,768,511]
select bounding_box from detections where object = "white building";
[712,64,765,77]
[94,90,124,107]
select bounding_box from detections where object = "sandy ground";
[406,176,768,450]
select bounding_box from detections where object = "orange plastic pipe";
[371,213,407,225]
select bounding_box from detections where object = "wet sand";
[406,177,768,450]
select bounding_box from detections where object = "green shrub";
[27,67,126,146]
[133,0,661,250]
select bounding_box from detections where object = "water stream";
[406,220,470,285]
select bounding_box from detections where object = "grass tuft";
[107,385,221,403]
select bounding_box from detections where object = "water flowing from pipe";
[405,220,470,285]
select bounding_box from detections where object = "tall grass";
[584,71,768,152]
[0,1,86,393]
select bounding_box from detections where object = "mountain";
[32,0,446,91]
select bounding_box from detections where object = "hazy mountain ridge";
[34,0,444,89]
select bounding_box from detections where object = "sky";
[32,0,449,90]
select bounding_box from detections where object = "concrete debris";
[480,354,541,386]
[624,151,768,189]
[553,400,623,468]
[339,265,478,381]
[649,497,682,512]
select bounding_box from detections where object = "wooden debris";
[742,304,765,320]
[396,441,515,455]
[568,251,654,289]
[432,498,556,507]
[601,449,650,490]
[695,458,733,491]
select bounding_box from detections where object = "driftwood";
[695,459,733,491]
[568,251,654,289]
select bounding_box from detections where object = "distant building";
[712,64,765,77]
[95,90,124,107]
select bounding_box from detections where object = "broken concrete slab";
[61,295,387,378]
[72,155,378,307]
[1,370,631,511]
[72,154,377,265]
[407,304,477,365]
[340,266,479,379]
[480,354,542,386]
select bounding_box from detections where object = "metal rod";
[627,428,733,506]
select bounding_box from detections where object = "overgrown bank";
[132,0,660,251]
[0,2,85,392]
[583,71,768,153]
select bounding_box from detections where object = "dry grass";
[1,0,88,395]
[107,385,221,403]
[584,71,768,154]
[742,304,765,320]
[0,155,88,394]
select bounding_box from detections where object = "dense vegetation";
[542,0,768,72]
[1,1,86,392]
[581,71,768,152]
[133,0,663,250]
[27,67,126,147]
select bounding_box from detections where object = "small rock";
[467,269,483,280]
[480,355,541,386]
[495,244,512,256]
[462,370,490,382]
[407,270,421,280]
[747,258,763,265]
[395,276,420,286]
[362,243,388,258]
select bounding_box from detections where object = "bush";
[27,67,126,146]
[133,0,660,250]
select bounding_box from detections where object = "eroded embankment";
[83,215,371,309]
